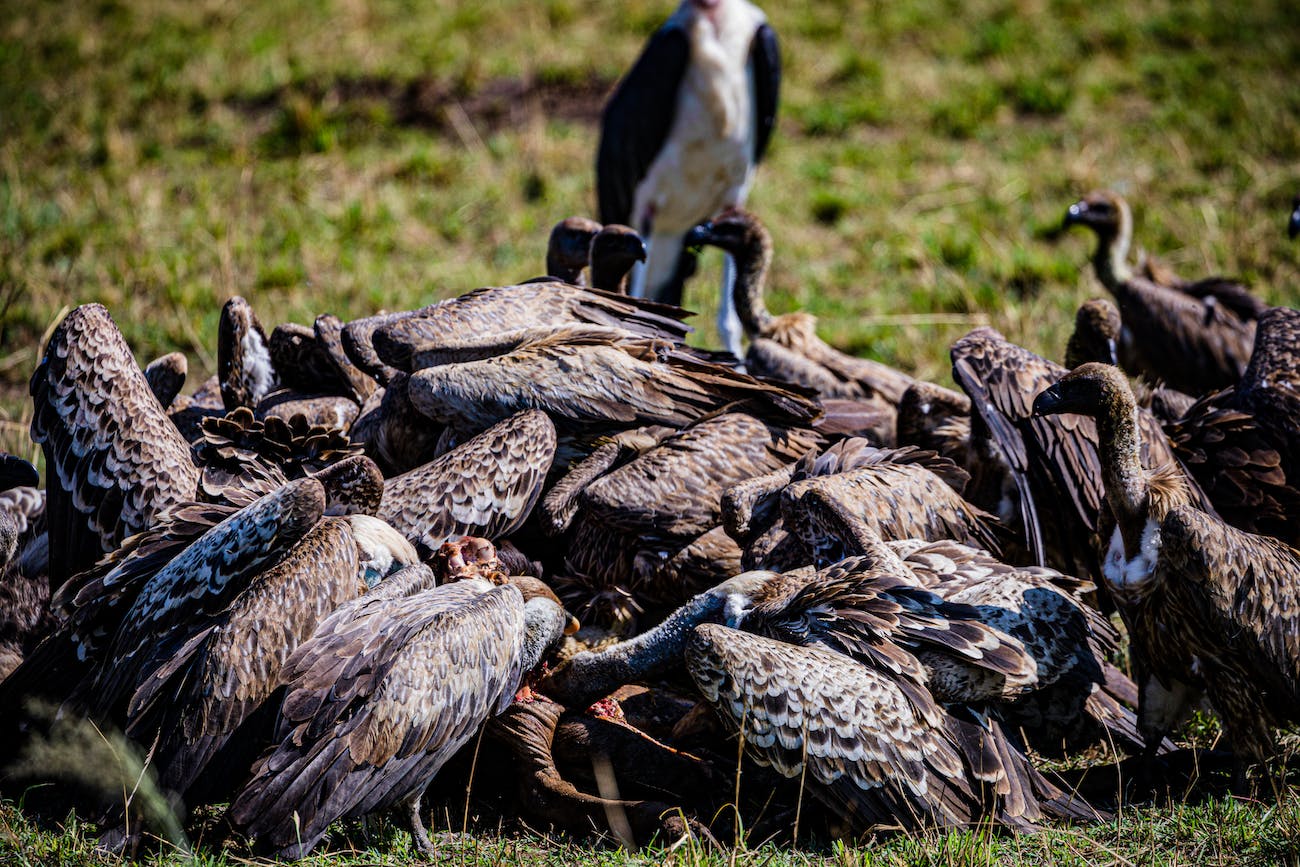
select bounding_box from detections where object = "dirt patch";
[227,72,612,138]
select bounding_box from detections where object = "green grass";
[3,0,1300,862]
[5,790,1300,866]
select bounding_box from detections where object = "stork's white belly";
[632,13,759,235]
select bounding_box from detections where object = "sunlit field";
[2,0,1300,863]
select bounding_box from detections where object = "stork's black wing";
[596,24,690,226]
[749,23,780,163]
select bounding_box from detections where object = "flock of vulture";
[1,191,1298,858]
[5,0,1300,859]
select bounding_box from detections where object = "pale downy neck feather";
[521,597,569,673]
[241,323,278,406]
[730,227,776,336]
[1091,199,1134,290]
[545,571,773,706]
[1094,377,1151,561]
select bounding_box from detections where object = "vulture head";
[1062,190,1130,244]
[685,207,768,261]
[588,224,647,293]
[1031,361,1130,420]
[546,216,603,284]
[1065,298,1122,368]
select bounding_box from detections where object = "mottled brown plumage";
[781,442,1002,568]
[30,303,200,588]
[195,406,363,502]
[1167,307,1300,545]
[951,327,1209,590]
[881,539,1148,755]
[547,568,1086,833]
[356,282,693,378]
[580,412,820,540]
[685,209,914,407]
[379,410,556,559]
[269,315,376,405]
[1063,191,1257,393]
[687,624,1095,833]
[552,412,816,627]
[80,477,327,725]
[347,374,445,475]
[254,389,360,430]
[226,574,571,858]
[313,313,379,401]
[895,381,971,466]
[0,460,48,682]
[406,325,818,440]
[1034,362,1300,763]
[126,516,365,801]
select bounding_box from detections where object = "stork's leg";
[639,230,690,305]
[716,254,744,362]
[403,794,436,859]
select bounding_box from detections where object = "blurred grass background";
[2,0,1300,861]
[3,0,1299,444]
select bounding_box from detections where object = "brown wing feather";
[1170,308,1300,545]
[783,458,1003,566]
[406,326,818,438]
[29,304,199,586]
[685,624,979,832]
[580,413,820,538]
[1111,275,1254,394]
[228,580,526,856]
[366,283,693,372]
[1161,507,1300,701]
[129,517,365,797]
[82,478,326,723]
[378,410,556,557]
[952,328,1210,583]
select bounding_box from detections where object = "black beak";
[1289,200,1300,240]
[1062,200,1088,231]
[684,220,714,251]
[1105,337,1118,368]
[1031,383,1066,418]
[631,236,648,263]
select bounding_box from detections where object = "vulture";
[685,208,914,408]
[0,455,43,681]
[1061,191,1257,393]
[597,0,780,358]
[30,303,200,589]
[226,571,574,858]
[218,296,278,411]
[142,351,189,412]
[780,441,1004,568]
[548,411,819,627]
[1165,306,1300,546]
[347,282,692,385]
[403,324,818,442]
[541,218,647,293]
[949,326,1210,592]
[588,224,649,293]
[1033,362,1300,768]
[545,216,604,284]
[544,570,1099,834]
[378,410,557,559]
